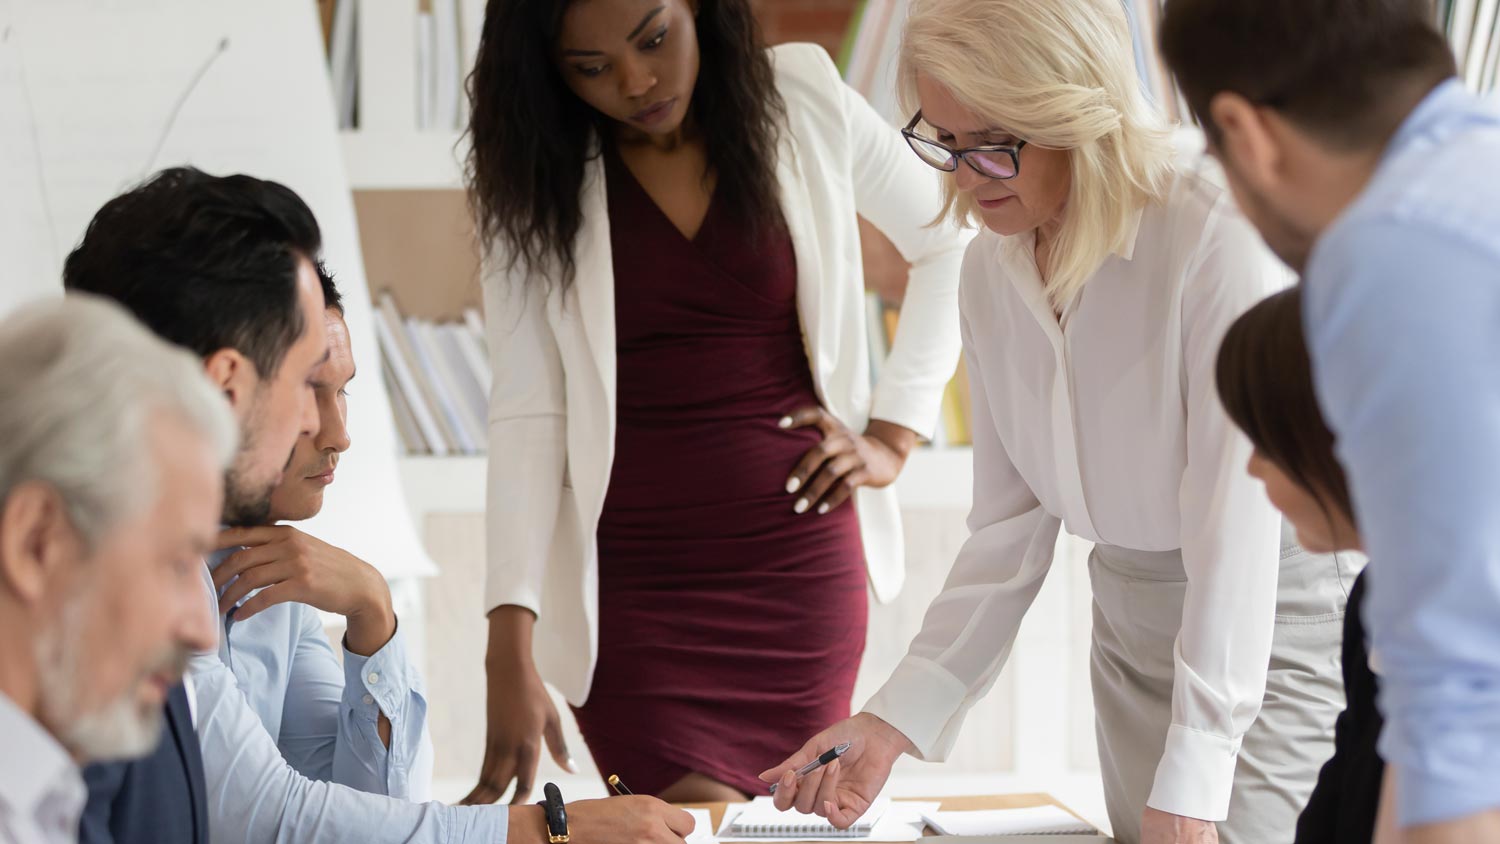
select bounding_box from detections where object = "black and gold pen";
[607,774,633,796]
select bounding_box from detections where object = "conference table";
[680,793,1099,842]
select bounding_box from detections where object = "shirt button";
[363,694,375,706]
[367,672,380,684]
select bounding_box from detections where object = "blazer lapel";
[165,683,208,842]
[776,132,827,390]
[563,147,618,517]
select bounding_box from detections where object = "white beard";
[34,597,168,763]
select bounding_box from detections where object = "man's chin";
[61,695,167,763]
[271,489,324,523]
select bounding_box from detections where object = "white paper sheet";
[687,808,719,844]
[921,806,1096,837]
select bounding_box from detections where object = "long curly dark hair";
[465,0,786,291]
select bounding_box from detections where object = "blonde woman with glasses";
[763,0,1357,841]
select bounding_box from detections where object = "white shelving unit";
[339,0,475,190]
[398,447,976,521]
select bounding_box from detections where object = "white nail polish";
[778,416,793,428]
[566,757,579,773]
[786,477,801,494]
[794,498,809,514]
[817,502,830,515]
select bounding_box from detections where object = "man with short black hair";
[72,167,693,844]
[1161,2,1500,841]
[208,280,432,798]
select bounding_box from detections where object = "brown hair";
[1215,286,1355,522]
[1160,0,1455,149]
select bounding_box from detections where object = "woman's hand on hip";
[1139,808,1218,844]
[757,713,915,827]
[781,408,918,515]
[461,607,577,806]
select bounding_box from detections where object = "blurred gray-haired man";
[0,294,236,844]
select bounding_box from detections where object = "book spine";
[373,303,450,455]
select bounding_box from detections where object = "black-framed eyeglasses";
[902,111,1027,180]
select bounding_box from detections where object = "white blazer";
[480,43,971,705]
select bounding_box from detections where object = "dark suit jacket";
[1296,571,1385,843]
[80,682,207,844]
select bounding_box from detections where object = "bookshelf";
[334,0,476,190]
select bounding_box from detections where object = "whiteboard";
[0,0,436,580]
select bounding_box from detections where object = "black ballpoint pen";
[768,742,851,795]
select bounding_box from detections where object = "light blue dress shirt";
[189,564,511,843]
[1304,78,1500,826]
[208,547,428,798]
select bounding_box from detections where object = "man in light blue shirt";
[70,166,694,844]
[208,277,431,799]
[1161,1,1500,840]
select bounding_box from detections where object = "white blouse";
[864,171,1288,821]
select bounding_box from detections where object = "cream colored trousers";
[1089,522,1359,844]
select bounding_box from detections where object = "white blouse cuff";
[1146,724,1242,822]
[861,657,969,762]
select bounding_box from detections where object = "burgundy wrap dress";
[569,146,869,796]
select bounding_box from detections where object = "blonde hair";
[900,0,1176,308]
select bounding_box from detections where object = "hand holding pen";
[757,713,917,829]
[767,743,851,795]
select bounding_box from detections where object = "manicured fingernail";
[566,757,579,773]
[778,416,793,428]
[825,801,835,815]
[817,502,830,515]
[786,476,801,494]
[794,498,809,514]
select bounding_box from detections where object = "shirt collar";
[1114,205,1145,262]
[0,692,85,826]
[1385,77,1477,163]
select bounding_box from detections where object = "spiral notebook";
[920,806,1097,837]
[719,797,893,840]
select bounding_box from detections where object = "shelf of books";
[377,290,975,514]
[319,0,481,189]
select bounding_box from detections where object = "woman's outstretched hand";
[758,713,916,828]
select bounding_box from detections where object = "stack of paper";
[717,798,939,842]
[921,806,1097,837]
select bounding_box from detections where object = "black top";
[1296,571,1385,843]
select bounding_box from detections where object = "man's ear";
[1209,91,1284,195]
[0,482,77,607]
[202,348,259,419]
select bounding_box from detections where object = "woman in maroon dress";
[462,0,971,804]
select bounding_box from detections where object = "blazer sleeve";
[480,264,568,616]
[827,48,970,437]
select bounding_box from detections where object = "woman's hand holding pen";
[758,713,916,828]
[780,408,918,515]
